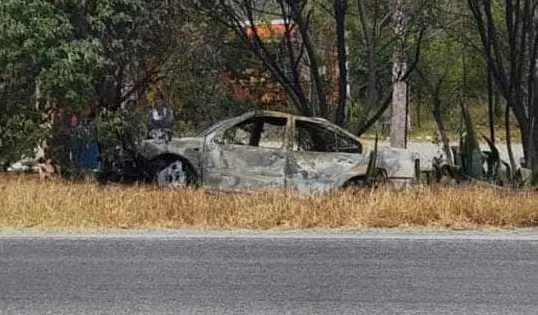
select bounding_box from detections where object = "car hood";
[138,136,205,160]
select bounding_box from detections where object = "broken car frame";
[99,110,421,194]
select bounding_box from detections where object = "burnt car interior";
[218,115,362,154]
[221,116,287,149]
[293,120,362,154]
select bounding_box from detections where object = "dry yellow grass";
[1,174,538,230]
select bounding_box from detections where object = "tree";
[163,19,250,132]
[0,0,197,168]
[389,0,408,148]
[69,0,196,111]
[348,0,425,136]
[467,0,538,173]
[199,0,323,117]
[0,0,197,110]
[415,31,463,163]
[0,0,77,165]
[333,0,349,126]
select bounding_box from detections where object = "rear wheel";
[342,168,389,191]
[151,158,197,188]
[342,176,368,190]
[372,168,389,188]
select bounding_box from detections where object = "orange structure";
[223,19,339,108]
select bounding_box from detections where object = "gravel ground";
[371,141,525,169]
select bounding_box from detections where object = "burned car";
[106,110,420,194]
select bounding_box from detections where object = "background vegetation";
[0,0,536,175]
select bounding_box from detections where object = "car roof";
[200,110,361,143]
[243,110,359,139]
[242,110,330,123]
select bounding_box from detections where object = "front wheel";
[152,159,197,188]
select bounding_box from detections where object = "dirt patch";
[1,174,537,230]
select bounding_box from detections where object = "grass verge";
[1,174,538,230]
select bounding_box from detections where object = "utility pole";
[389,0,407,148]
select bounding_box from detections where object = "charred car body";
[100,110,420,194]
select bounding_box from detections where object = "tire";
[342,168,389,191]
[152,158,197,188]
[342,176,368,190]
[372,168,389,188]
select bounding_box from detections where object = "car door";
[202,115,289,191]
[285,118,368,194]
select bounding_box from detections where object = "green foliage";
[412,0,491,135]
[459,103,483,179]
[0,0,195,169]
[346,11,393,103]
[95,110,129,156]
[39,39,104,107]
[0,0,536,191]
[162,19,251,134]
[94,108,146,162]
[1,0,190,110]
[0,111,49,165]
[0,0,102,106]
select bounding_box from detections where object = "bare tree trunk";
[415,65,452,163]
[505,103,516,171]
[432,91,453,164]
[204,0,319,118]
[484,3,495,145]
[291,1,327,117]
[390,0,408,148]
[487,57,495,144]
[467,0,538,177]
[494,91,502,119]
[527,17,538,180]
[416,85,422,129]
[334,0,348,127]
[356,0,378,117]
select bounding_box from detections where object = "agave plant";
[458,103,484,180]
[431,104,533,188]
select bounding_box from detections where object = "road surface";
[1,230,538,315]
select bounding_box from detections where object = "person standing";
[147,96,175,140]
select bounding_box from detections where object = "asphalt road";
[1,230,538,315]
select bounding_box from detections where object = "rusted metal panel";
[202,144,287,191]
[286,151,369,194]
